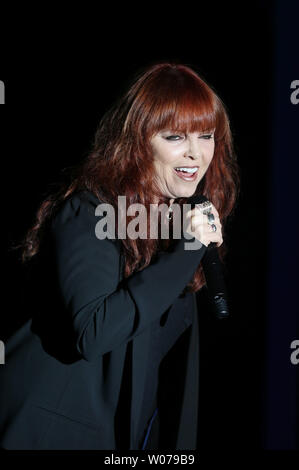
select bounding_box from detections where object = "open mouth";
[173,166,199,181]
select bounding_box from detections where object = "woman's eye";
[165,135,182,141]
[200,134,214,140]
[164,133,214,141]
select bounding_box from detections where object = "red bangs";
[146,96,217,136]
[134,65,218,138]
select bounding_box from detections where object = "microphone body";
[187,195,230,319]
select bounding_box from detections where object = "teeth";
[175,167,198,174]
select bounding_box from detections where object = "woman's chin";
[173,188,198,199]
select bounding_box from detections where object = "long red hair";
[14,62,241,293]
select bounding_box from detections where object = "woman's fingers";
[185,203,223,247]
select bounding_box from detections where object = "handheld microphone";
[187,194,230,319]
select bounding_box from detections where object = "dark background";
[1,0,298,457]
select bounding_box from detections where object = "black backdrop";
[1,0,298,459]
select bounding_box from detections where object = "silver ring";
[207,213,215,223]
[195,202,216,232]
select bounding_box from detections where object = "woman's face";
[150,128,215,201]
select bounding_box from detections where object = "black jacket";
[0,190,207,450]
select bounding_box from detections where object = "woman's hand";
[185,203,223,248]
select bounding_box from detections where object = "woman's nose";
[183,138,201,160]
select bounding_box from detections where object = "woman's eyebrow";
[200,128,216,132]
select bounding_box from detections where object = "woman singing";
[0,62,240,450]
